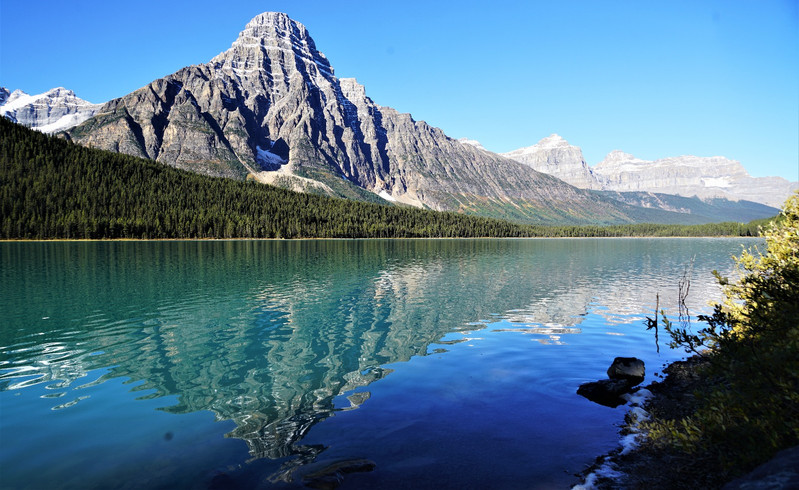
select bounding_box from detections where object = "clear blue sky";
[2,1,797,180]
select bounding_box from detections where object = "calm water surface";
[0,239,757,489]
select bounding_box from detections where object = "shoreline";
[0,235,760,243]
[575,355,798,489]
[574,356,712,489]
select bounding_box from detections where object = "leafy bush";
[646,191,799,475]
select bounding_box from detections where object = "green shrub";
[646,191,799,475]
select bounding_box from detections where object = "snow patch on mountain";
[505,136,797,208]
[378,190,397,202]
[256,145,287,169]
[37,112,98,133]
[501,134,598,189]
[0,87,102,133]
[255,146,286,165]
[700,177,732,188]
[457,138,486,151]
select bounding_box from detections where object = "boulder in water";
[607,357,645,383]
[577,378,636,408]
[578,357,646,407]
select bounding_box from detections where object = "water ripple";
[0,238,759,489]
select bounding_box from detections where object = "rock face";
[722,445,799,490]
[0,87,101,133]
[62,12,670,225]
[596,190,780,223]
[504,136,797,209]
[501,134,599,190]
[457,137,487,151]
[592,151,797,209]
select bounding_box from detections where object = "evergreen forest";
[0,118,770,240]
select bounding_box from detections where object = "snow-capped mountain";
[457,138,487,151]
[62,12,661,225]
[504,135,797,209]
[0,87,102,133]
[592,151,796,209]
[501,134,598,189]
[48,12,785,224]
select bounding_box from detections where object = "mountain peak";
[457,138,486,151]
[211,11,333,79]
[245,12,297,28]
[236,11,311,43]
[600,150,639,164]
[45,87,76,97]
[0,86,101,133]
[501,135,598,189]
[536,133,569,148]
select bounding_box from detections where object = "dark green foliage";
[645,192,799,480]
[0,118,772,240]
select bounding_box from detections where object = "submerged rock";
[607,357,645,383]
[578,357,646,407]
[577,379,636,408]
[302,459,376,489]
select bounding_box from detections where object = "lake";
[0,238,756,489]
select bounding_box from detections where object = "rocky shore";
[576,356,799,489]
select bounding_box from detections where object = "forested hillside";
[0,119,769,239]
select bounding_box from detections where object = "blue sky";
[2,1,797,180]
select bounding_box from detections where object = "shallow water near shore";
[0,238,757,488]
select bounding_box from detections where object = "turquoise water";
[0,238,755,489]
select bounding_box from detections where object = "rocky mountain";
[504,135,797,210]
[498,134,780,220]
[596,191,780,224]
[501,134,598,189]
[0,87,101,133]
[61,12,698,226]
[592,151,797,209]
[457,138,487,151]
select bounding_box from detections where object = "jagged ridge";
[503,134,797,209]
[0,87,101,133]
[63,12,712,225]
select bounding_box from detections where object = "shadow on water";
[0,238,754,488]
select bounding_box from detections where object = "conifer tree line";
[0,118,767,240]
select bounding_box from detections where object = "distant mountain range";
[0,87,100,134]
[502,134,797,209]
[2,12,792,225]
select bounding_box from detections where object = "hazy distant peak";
[502,133,579,157]
[0,86,101,133]
[536,133,570,148]
[600,150,640,163]
[503,134,576,157]
[457,138,486,151]
[501,134,597,189]
[45,87,75,97]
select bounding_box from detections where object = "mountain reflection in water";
[0,238,753,487]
